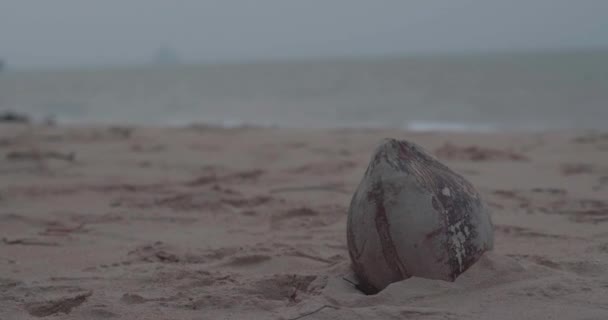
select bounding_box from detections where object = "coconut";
[347,138,494,294]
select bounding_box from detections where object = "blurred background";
[0,0,607,131]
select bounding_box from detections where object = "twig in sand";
[41,222,87,236]
[342,277,368,294]
[2,238,59,246]
[6,150,76,163]
[342,276,358,288]
[287,305,339,320]
[289,250,333,264]
[342,276,375,295]
[270,184,349,194]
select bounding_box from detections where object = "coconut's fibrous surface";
[347,138,494,294]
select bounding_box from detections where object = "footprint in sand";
[434,143,529,162]
[560,162,595,176]
[152,190,273,212]
[244,274,325,302]
[126,242,274,266]
[286,160,357,175]
[185,169,265,187]
[84,307,119,319]
[270,206,344,230]
[120,293,147,305]
[18,285,92,317]
[222,254,272,267]
[127,242,182,263]
[494,225,575,240]
[560,199,608,224]
[509,254,607,278]
[492,188,608,223]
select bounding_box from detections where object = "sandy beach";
[1,124,607,319]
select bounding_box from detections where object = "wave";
[403,121,499,132]
[34,112,534,132]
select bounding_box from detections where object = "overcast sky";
[1,0,607,67]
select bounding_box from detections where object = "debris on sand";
[0,110,30,124]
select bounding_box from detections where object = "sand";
[0,124,607,319]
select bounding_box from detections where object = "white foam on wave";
[403,121,499,133]
[49,113,506,132]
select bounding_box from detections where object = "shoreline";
[2,117,603,134]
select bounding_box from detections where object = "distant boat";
[153,46,180,65]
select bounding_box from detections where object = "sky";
[1,0,607,67]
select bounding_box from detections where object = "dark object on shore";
[347,139,494,294]
[0,110,30,124]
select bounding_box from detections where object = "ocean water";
[1,50,607,131]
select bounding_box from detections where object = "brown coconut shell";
[347,138,494,294]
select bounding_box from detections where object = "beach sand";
[1,124,607,319]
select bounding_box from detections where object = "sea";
[1,50,607,132]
